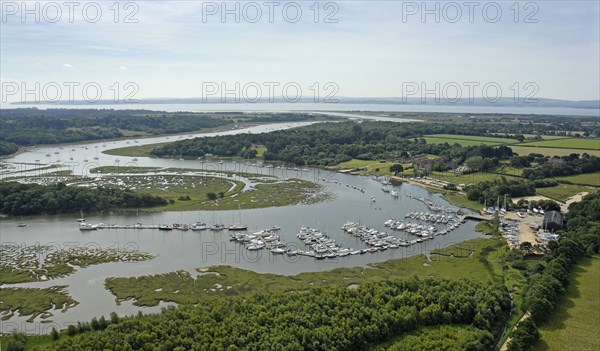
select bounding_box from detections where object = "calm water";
[4,102,599,116]
[0,119,486,333]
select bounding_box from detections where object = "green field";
[509,145,600,157]
[442,192,483,212]
[331,159,399,176]
[522,134,569,140]
[253,146,267,157]
[424,134,518,146]
[556,172,600,186]
[521,138,600,150]
[536,184,594,202]
[103,142,168,157]
[431,171,521,185]
[532,256,600,351]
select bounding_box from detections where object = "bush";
[532,178,559,188]
[507,319,540,351]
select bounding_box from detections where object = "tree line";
[39,277,510,350]
[0,182,166,216]
[518,153,600,181]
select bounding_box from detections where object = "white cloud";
[62,63,74,69]
[119,66,128,71]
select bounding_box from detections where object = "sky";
[1,0,599,103]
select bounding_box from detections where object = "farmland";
[509,145,600,157]
[520,137,600,150]
[424,134,518,146]
[556,171,600,186]
[532,256,600,351]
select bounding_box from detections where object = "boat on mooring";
[191,222,208,231]
[79,223,98,231]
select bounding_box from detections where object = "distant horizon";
[6,95,600,106]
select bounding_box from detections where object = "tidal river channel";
[0,119,485,332]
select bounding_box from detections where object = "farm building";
[543,211,564,232]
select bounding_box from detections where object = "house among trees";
[543,211,564,232]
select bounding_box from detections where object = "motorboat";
[79,223,97,231]
[270,247,285,254]
[191,222,208,231]
[210,224,225,231]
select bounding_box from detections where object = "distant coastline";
[3,99,600,117]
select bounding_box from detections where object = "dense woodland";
[0,182,166,215]
[0,141,19,156]
[0,109,232,147]
[0,109,323,154]
[465,178,536,207]
[41,278,510,350]
[152,121,516,167]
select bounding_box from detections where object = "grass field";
[532,256,600,351]
[118,129,153,137]
[431,171,521,185]
[521,138,600,150]
[496,164,525,177]
[536,184,594,202]
[103,142,168,157]
[331,159,411,176]
[522,134,569,140]
[556,172,600,186]
[253,147,267,157]
[426,134,518,143]
[509,145,600,157]
[442,192,483,212]
[424,134,518,146]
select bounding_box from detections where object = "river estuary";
[0,119,486,333]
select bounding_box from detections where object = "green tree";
[465,156,484,172]
[389,164,404,174]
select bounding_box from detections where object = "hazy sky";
[1,1,599,102]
